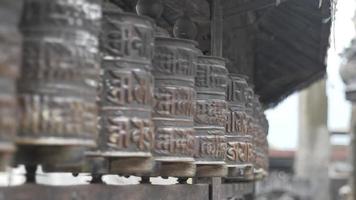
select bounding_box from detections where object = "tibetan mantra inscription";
[225,74,254,180]
[16,0,102,170]
[152,37,198,177]
[194,56,228,177]
[0,0,22,170]
[96,10,155,174]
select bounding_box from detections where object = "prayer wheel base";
[15,145,86,172]
[109,157,154,175]
[158,161,196,177]
[226,165,254,181]
[195,164,227,177]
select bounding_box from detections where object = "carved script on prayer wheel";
[225,74,254,179]
[97,10,155,169]
[194,56,228,177]
[16,0,101,170]
[152,37,198,176]
[0,0,22,169]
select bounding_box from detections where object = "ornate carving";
[226,141,253,163]
[154,86,195,117]
[154,128,195,156]
[195,99,227,127]
[196,56,227,94]
[105,117,154,151]
[100,13,154,60]
[98,10,155,161]
[195,135,227,160]
[18,95,97,143]
[153,37,198,163]
[17,0,101,146]
[226,109,248,136]
[193,56,227,175]
[225,74,256,179]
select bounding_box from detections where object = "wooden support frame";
[0,182,254,200]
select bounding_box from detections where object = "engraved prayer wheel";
[261,113,269,174]
[194,56,228,177]
[0,0,22,170]
[15,0,102,172]
[252,97,264,180]
[225,75,254,180]
[91,7,155,174]
[152,37,198,177]
[243,87,257,180]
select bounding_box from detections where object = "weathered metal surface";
[0,180,255,200]
[152,37,198,177]
[252,97,263,179]
[225,75,254,180]
[16,0,102,171]
[194,56,228,177]
[0,184,209,200]
[251,96,269,180]
[91,6,156,174]
[0,0,22,170]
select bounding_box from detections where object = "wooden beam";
[210,0,223,57]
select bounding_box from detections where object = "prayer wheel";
[225,75,254,180]
[194,56,228,177]
[89,6,155,174]
[152,37,198,177]
[16,0,102,172]
[252,97,264,179]
[261,113,269,174]
[254,103,269,179]
[0,1,22,170]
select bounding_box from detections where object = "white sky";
[266,0,354,150]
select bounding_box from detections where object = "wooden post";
[210,0,223,57]
[350,105,356,200]
[209,1,224,199]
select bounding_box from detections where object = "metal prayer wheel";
[252,97,264,179]
[152,37,198,177]
[260,112,269,178]
[0,1,22,170]
[194,56,228,177]
[225,74,254,180]
[92,7,155,174]
[16,0,102,172]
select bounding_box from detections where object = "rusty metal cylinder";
[194,56,228,177]
[0,1,22,170]
[94,8,155,174]
[225,75,254,180]
[152,37,198,177]
[16,0,102,171]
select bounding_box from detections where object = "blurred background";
[257,1,356,199]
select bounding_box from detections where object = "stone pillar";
[340,45,356,200]
[295,79,330,200]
